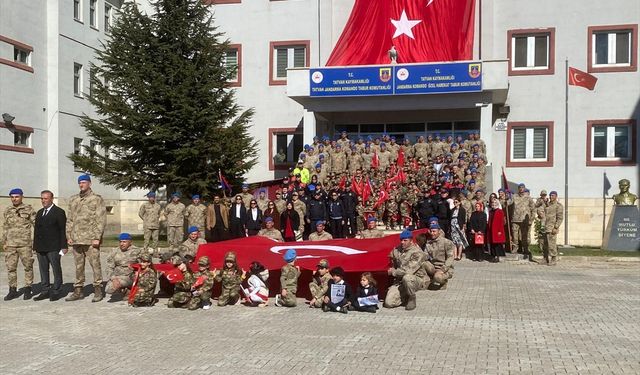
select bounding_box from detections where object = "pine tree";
[70,0,258,196]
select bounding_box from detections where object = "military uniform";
[378,149,392,171]
[384,243,427,308]
[279,263,300,307]
[165,201,186,251]
[332,150,347,174]
[360,227,384,238]
[178,237,207,259]
[424,235,455,286]
[66,189,107,295]
[138,201,161,252]
[274,197,287,215]
[216,268,242,306]
[240,192,254,209]
[510,194,536,254]
[105,246,141,294]
[167,270,196,308]
[130,266,157,307]
[185,203,207,235]
[257,227,284,241]
[541,200,564,264]
[309,271,331,307]
[256,197,269,212]
[189,258,215,309]
[347,152,363,173]
[309,231,333,241]
[385,199,399,229]
[2,202,36,289]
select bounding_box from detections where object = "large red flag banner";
[326,0,476,66]
[156,231,427,299]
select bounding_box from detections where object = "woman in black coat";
[468,201,487,261]
[245,199,263,236]
[280,201,300,242]
[228,195,247,239]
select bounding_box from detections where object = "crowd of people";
[2,131,564,311]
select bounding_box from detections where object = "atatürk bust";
[613,179,638,206]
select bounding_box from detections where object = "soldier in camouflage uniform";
[167,257,196,308]
[129,253,157,307]
[539,191,564,265]
[240,184,254,209]
[384,229,428,311]
[105,233,141,296]
[385,195,399,230]
[360,217,384,238]
[257,217,284,241]
[309,221,333,241]
[138,191,161,255]
[188,256,215,310]
[273,190,286,214]
[509,183,536,259]
[256,190,269,212]
[424,223,455,289]
[184,194,207,237]
[216,252,244,306]
[2,188,36,300]
[165,193,186,253]
[275,249,300,307]
[308,259,331,308]
[347,147,363,174]
[179,226,207,258]
[331,144,347,174]
[66,175,107,302]
[355,199,366,233]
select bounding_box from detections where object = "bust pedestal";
[602,205,640,251]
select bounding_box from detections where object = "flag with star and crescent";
[326,0,475,66]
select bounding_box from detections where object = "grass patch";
[101,234,169,248]
[530,244,639,257]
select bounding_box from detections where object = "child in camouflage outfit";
[275,249,300,307]
[167,256,195,308]
[216,252,245,306]
[189,256,215,310]
[129,253,157,307]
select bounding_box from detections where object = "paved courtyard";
[0,254,638,374]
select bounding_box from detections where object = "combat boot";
[549,256,557,266]
[23,287,33,300]
[65,287,84,301]
[92,286,104,302]
[405,295,417,311]
[4,287,20,301]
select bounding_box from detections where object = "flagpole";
[602,171,607,242]
[563,59,569,246]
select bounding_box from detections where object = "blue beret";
[472,143,479,147]
[284,248,297,262]
[171,192,180,198]
[313,136,319,140]
[341,130,347,134]
[146,191,156,197]
[524,188,530,193]
[315,220,325,226]
[9,188,23,196]
[470,168,477,173]
[367,135,373,141]
[299,152,306,157]
[188,226,199,234]
[476,188,484,193]
[549,190,558,196]
[498,188,505,193]
[428,216,439,223]
[472,153,479,158]
[380,142,386,147]
[322,136,329,141]
[429,223,441,230]
[242,183,249,188]
[434,134,440,138]
[336,144,342,148]
[391,136,396,140]
[315,163,321,168]
[308,146,314,151]
[367,217,377,223]
[304,144,310,149]
[451,143,458,147]
[469,179,476,184]
[264,216,274,223]
[399,229,413,240]
[319,154,325,159]
[192,195,200,199]
[518,183,526,187]
[77,174,91,183]
[118,233,132,241]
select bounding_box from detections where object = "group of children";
[137,248,380,313]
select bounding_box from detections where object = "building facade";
[1,0,638,245]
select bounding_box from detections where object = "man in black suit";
[33,190,67,301]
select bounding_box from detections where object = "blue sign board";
[310,62,482,97]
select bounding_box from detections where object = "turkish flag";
[568,67,597,90]
[326,0,476,66]
[372,151,380,169]
[397,149,405,167]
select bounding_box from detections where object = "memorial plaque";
[602,205,640,251]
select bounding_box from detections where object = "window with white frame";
[224,47,239,82]
[512,34,549,70]
[74,137,84,170]
[13,47,31,66]
[104,4,112,32]
[591,125,631,160]
[90,0,97,28]
[593,30,632,66]
[511,127,548,161]
[13,131,31,147]
[74,63,83,96]
[273,45,307,80]
[74,0,82,21]
[271,131,303,167]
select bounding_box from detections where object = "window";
[269,40,310,85]
[13,47,31,66]
[506,121,554,167]
[507,28,555,75]
[89,67,94,97]
[74,138,83,170]
[587,120,636,166]
[269,128,303,170]
[224,44,242,86]
[14,131,30,147]
[588,25,638,73]
[74,63,83,96]
[74,0,82,21]
[89,0,97,28]
[104,4,112,32]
